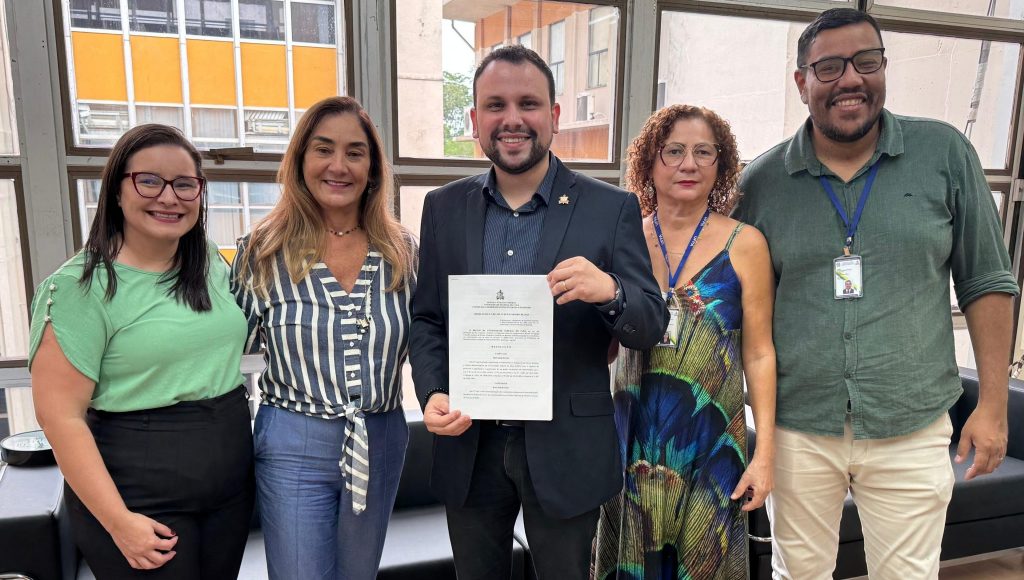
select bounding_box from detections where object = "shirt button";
[349,372,356,378]
[844,332,853,340]
[349,341,355,347]
[844,371,853,379]
[608,310,616,316]
[507,249,514,256]
[513,212,520,217]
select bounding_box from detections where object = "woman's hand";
[108,511,178,570]
[731,456,774,512]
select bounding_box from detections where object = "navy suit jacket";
[409,157,667,519]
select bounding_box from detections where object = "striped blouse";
[230,240,414,513]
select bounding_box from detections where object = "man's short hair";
[797,8,884,68]
[473,45,556,106]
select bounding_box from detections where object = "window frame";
[52,0,355,162]
[388,0,628,171]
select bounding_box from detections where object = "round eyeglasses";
[802,48,885,83]
[659,143,721,168]
[123,172,205,202]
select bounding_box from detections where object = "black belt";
[495,420,525,428]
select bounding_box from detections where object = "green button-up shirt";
[735,109,1018,439]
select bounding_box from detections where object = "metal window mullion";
[622,0,655,181]
[241,181,252,231]
[233,0,245,146]
[10,0,74,280]
[177,0,192,139]
[61,1,83,149]
[284,1,296,137]
[354,0,392,159]
[119,0,136,126]
[342,0,350,95]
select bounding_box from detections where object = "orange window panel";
[240,43,287,108]
[72,32,127,101]
[293,46,337,109]
[131,36,182,103]
[186,39,236,105]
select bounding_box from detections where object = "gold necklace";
[327,224,361,237]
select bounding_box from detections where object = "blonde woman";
[232,96,414,579]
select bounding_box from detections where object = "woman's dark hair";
[80,123,211,312]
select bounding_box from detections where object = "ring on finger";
[559,280,567,292]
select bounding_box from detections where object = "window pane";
[208,208,244,246]
[248,181,282,205]
[874,0,1024,18]
[240,0,285,41]
[883,31,1019,169]
[0,7,17,156]
[657,11,1019,168]
[291,2,335,44]
[207,181,241,204]
[0,179,28,363]
[191,107,238,147]
[62,1,347,150]
[78,103,131,147]
[2,386,39,440]
[518,32,532,50]
[80,179,281,249]
[71,0,122,30]
[128,0,177,34]
[186,0,233,37]
[397,1,619,162]
[136,105,185,132]
[244,109,290,153]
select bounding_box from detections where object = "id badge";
[657,303,682,348]
[833,255,863,300]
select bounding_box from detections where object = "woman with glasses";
[593,105,777,579]
[29,124,254,578]
[231,96,414,579]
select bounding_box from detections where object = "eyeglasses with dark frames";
[659,142,721,168]
[123,172,206,202]
[802,48,886,83]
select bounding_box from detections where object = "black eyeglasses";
[802,48,886,83]
[659,143,721,168]
[123,172,205,201]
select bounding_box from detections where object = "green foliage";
[443,71,474,157]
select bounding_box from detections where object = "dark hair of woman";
[625,104,741,216]
[80,123,211,312]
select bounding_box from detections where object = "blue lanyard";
[653,207,711,299]
[819,160,881,253]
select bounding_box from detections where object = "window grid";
[60,0,349,157]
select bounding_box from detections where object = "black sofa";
[2,370,1022,579]
[746,368,1024,579]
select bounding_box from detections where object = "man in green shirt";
[735,8,1018,579]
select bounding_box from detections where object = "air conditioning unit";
[576,92,594,122]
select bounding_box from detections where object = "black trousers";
[67,386,255,580]
[445,423,600,580]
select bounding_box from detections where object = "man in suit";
[409,45,666,580]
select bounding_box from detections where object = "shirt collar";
[783,108,905,178]
[483,152,558,207]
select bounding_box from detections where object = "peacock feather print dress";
[593,223,748,580]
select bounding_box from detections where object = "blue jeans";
[254,404,408,580]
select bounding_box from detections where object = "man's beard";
[483,131,550,175]
[814,91,883,143]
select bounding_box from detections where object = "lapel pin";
[558,194,570,205]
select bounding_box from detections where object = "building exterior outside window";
[62,0,346,153]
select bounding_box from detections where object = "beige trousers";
[767,414,955,580]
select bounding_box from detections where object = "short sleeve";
[28,273,112,382]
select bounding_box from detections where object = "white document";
[448,275,553,421]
